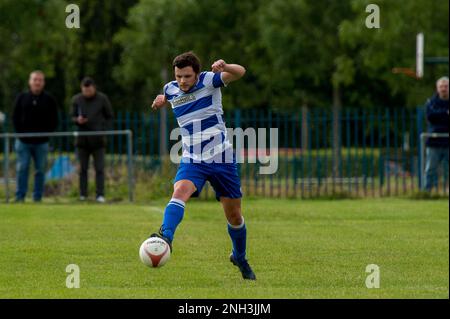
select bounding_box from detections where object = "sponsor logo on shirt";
[172,94,196,107]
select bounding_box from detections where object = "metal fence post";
[420,133,426,190]
[127,130,134,202]
[3,135,10,203]
[386,108,391,196]
[416,107,424,189]
[362,109,368,196]
[346,109,351,194]
[354,108,359,195]
[378,109,383,195]
[315,109,321,196]
[369,110,375,196]
[322,109,328,196]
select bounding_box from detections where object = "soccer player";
[149,52,256,280]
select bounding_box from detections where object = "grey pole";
[4,136,9,203]
[160,67,169,157]
[126,130,134,202]
[420,134,426,190]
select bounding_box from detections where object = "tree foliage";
[0,0,448,115]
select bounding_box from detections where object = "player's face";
[174,66,198,92]
[437,80,449,100]
[28,73,45,94]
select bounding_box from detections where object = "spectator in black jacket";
[71,77,113,203]
[423,76,449,191]
[12,70,59,202]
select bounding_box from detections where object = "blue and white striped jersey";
[163,71,233,162]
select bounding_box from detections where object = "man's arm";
[211,59,246,85]
[12,94,23,132]
[426,98,449,125]
[72,96,88,126]
[71,96,78,123]
[102,95,114,129]
[152,94,168,110]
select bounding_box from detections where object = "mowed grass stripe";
[0,199,448,298]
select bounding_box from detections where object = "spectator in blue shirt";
[423,76,449,192]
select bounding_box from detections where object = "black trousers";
[77,147,105,197]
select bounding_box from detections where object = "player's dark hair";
[172,51,201,74]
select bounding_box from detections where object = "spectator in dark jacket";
[423,76,449,191]
[12,70,59,202]
[71,77,113,203]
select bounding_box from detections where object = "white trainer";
[96,196,106,203]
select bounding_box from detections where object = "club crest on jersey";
[173,94,196,107]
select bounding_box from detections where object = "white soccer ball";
[139,237,171,268]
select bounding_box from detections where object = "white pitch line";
[144,206,164,214]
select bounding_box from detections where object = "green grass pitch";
[0,198,448,298]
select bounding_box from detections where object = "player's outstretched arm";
[151,94,167,110]
[211,59,246,85]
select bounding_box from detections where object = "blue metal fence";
[1,107,448,199]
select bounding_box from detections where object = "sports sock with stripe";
[161,198,185,242]
[227,217,247,263]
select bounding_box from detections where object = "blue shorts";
[174,159,242,201]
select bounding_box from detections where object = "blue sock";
[227,217,247,263]
[161,198,185,242]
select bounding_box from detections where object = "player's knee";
[229,215,244,226]
[173,182,195,200]
[227,210,243,226]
